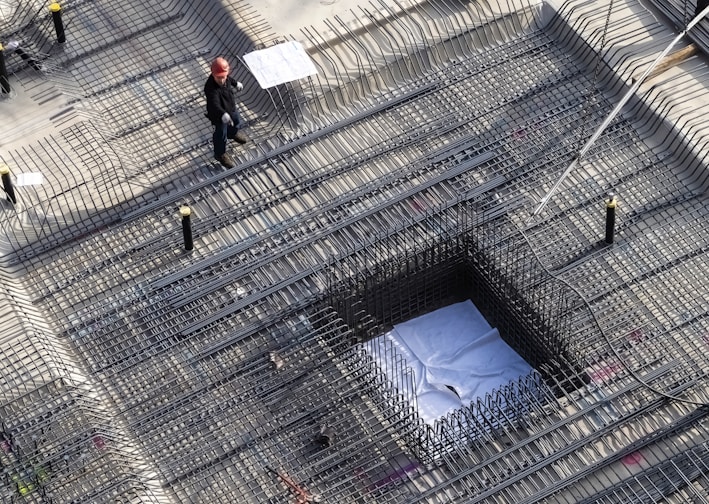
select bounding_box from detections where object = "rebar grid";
[0,0,708,501]
[650,0,709,53]
[0,0,280,267]
[0,268,166,502]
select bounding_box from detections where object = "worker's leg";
[227,109,249,144]
[226,109,243,138]
[213,122,229,158]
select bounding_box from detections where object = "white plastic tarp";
[364,300,533,424]
[242,41,318,89]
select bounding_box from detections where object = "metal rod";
[49,3,66,44]
[0,164,17,204]
[605,193,617,244]
[530,4,709,220]
[0,44,10,94]
[180,206,193,251]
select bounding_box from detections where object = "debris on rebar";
[269,351,285,370]
[316,424,335,447]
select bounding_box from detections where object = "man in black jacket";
[204,57,248,168]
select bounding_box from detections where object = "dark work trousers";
[213,109,244,158]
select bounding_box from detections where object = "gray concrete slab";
[254,0,359,39]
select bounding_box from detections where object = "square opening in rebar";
[328,232,580,461]
[363,299,535,425]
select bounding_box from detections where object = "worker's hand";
[221,112,234,126]
[235,81,244,92]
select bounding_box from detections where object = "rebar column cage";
[325,202,578,464]
[327,193,709,490]
[0,0,708,501]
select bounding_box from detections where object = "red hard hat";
[211,57,229,77]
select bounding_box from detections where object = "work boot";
[216,153,235,169]
[231,130,249,144]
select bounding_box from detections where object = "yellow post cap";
[0,43,3,51]
[49,3,61,12]
[0,164,9,175]
[179,206,191,217]
[605,195,617,208]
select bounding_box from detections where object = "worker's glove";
[221,112,234,126]
[235,81,244,92]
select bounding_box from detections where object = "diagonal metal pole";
[529,5,709,221]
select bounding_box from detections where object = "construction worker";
[204,56,248,168]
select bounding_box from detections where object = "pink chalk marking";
[92,435,107,450]
[369,461,420,491]
[588,362,622,384]
[622,452,643,466]
[627,328,644,343]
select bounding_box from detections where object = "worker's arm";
[228,76,244,92]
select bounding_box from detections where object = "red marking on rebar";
[589,362,622,384]
[409,197,426,213]
[92,435,107,450]
[622,452,643,465]
[627,328,644,343]
[512,129,527,139]
[268,466,318,503]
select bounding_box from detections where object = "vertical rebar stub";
[11,41,42,72]
[0,164,16,204]
[49,3,66,44]
[0,44,10,94]
[605,193,617,244]
[180,206,193,250]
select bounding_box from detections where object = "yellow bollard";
[180,206,194,250]
[0,164,17,204]
[605,193,617,244]
[49,3,66,44]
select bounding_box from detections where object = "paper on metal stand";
[243,40,318,89]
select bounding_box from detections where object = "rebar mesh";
[1,0,708,502]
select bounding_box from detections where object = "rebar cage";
[1,0,709,501]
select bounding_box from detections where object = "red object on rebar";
[92,435,106,450]
[267,466,320,503]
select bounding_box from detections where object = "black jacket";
[204,75,239,125]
